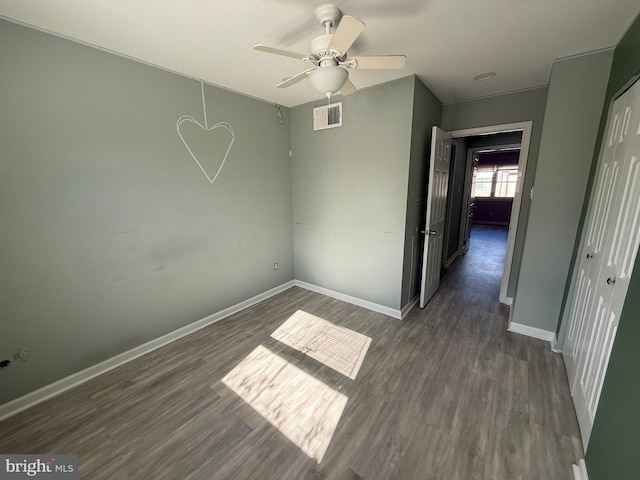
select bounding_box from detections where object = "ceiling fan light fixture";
[308,66,349,98]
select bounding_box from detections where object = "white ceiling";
[2,0,639,107]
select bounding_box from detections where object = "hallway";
[442,224,509,303]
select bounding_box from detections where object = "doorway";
[445,122,533,306]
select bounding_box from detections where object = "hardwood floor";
[0,225,583,479]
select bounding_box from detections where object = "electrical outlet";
[274,262,279,270]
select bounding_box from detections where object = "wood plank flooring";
[0,225,583,479]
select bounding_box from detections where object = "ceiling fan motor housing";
[310,34,344,66]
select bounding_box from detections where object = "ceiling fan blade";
[254,44,308,61]
[340,78,357,95]
[349,55,407,69]
[328,15,365,54]
[276,68,316,88]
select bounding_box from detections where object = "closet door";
[563,78,640,447]
[564,94,627,385]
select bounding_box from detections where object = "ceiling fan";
[254,4,407,99]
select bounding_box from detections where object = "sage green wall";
[0,20,293,404]
[441,87,548,297]
[290,77,416,310]
[585,13,640,480]
[401,77,443,308]
[511,50,613,333]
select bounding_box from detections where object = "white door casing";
[563,77,640,448]
[420,126,451,308]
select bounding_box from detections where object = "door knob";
[421,230,437,235]
[586,253,594,259]
[606,277,616,285]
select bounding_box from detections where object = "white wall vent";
[313,102,342,131]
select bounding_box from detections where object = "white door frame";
[449,121,533,305]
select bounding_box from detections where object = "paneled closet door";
[564,95,627,384]
[563,78,640,448]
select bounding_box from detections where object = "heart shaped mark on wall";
[177,115,235,184]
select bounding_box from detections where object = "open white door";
[420,126,451,308]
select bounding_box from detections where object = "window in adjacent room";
[472,165,518,198]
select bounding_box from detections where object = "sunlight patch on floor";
[271,310,372,379]
[222,345,348,463]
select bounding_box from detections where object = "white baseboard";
[0,280,295,422]
[500,295,514,306]
[573,459,589,480]
[507,321,556,343]
[294,280,402,319]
